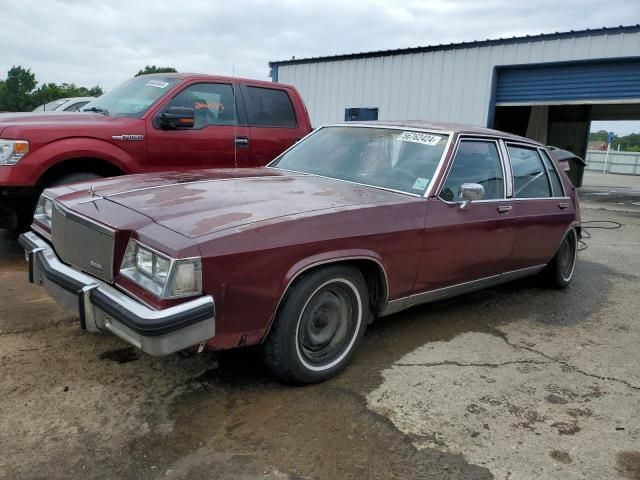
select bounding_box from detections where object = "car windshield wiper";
[83,106,109,115]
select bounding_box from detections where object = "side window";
[440,140,504,202]
[64,101,90,112]
[166,83,236,128]
[539,150,565,197]
[246,86,297,127]
[508,146,552,198]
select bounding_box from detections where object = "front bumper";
[19,231,215,356]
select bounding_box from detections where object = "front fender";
[21,137,142,184]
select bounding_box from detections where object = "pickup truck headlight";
[34,194,54,229]
[120,240,202,299]
[0,139,29,165]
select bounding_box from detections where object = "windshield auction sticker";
[398,131,442,146]
[145,80,170,88]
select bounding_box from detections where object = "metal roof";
[270,24,640,67]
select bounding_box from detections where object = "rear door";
[240,85,305,166]
[506,143,575,270]
[415,137,516,293]
[145,82,252,170]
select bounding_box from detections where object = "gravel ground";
[0,179,638,479]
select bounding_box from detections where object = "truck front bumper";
[19,231,215,356]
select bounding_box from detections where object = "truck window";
[166,83,237,128]
[246,86,297,128]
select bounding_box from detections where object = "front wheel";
[262,265,369,384]
[541,229,578,289]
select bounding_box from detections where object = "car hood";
[80,168,408,238]
[0,112,126,133]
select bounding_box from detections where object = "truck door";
[145,82,252,170]
[240,85,304,166]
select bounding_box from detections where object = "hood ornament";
[78,185,104,204]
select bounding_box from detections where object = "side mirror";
[157,107,195,129]
[458,183,484,209]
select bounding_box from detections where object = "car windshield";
[269,126,449,195]
[33,99,68,112]
[82,76,180,117]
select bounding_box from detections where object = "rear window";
[508,145,552,198]
[246,86,297,128]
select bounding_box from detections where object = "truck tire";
[262,265,369,384]
[49,172,102,187]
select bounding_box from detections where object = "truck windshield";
[270,126,449,196]
[82,76,180,118]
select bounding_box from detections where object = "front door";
[414,138,516,294]
[145,82,252,170]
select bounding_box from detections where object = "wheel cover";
[296,279,362,371]
[560,231,577,281]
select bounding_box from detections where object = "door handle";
[234,136,249,147]
[558,202,570,209]
[497,205,512,213]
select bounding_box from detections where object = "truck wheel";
[541,229,578,289]
[50,172,102,187]
[262,265,369,384]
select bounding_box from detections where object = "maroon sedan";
[20,122,580,383]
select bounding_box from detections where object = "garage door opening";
[489,58,640,176]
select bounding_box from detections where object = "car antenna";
[232,65,238,169]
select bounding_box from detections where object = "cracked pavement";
[1,174,639,479]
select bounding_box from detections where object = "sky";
[2,0,639,90]
[2,0,640,134]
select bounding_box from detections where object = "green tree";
[0,66,37,111]
[135,65,177,77]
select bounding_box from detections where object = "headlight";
[0,139,29,165]
[34,195,53,229]
[120,240,202,299]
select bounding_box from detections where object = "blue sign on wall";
[608,131,615,144]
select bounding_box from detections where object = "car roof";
[138,72,293,89]
[329,120,542,146]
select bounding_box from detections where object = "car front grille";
[51,203,115,283]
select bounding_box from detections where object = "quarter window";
[508,146,551,198]
[440,140,504,202]
[539,150,564,197]
[246,86,297,127]
[166,83,236,128]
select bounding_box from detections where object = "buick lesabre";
[20,122,580,383]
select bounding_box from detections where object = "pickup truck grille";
[51,203,115,283]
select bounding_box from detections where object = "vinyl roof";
[270,24,640,67]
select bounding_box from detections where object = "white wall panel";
[275,30,640,127]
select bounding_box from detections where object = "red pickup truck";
[0,73,312,228]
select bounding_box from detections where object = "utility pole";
[603,131,614,174]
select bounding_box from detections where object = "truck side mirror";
[157,107,195,129]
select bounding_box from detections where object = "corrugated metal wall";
[275,30,640,127]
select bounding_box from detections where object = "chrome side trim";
[514,196,571,201]
[381,265,546,316]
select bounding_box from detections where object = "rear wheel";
[541,229,578,289]
[262,265,369,384]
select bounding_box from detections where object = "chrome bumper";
[19,231,215,356]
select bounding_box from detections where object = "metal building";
[269,25,640,158]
